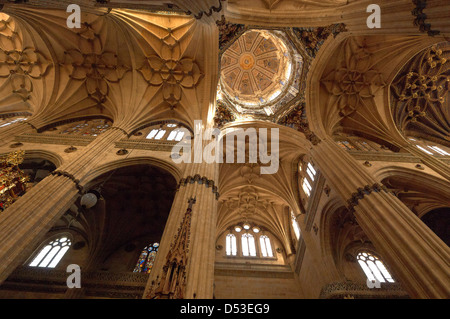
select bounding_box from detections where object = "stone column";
[310,138,450,299]
[0,126,130,284]
[143,159,219,299]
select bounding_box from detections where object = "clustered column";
[143,159,219,299]
[310,138,450,299]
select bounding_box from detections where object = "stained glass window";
[134,242,159,274]
[357,252,394,283]
[29,237,71,268]
[48,119,111,136]
[337,140,354,150]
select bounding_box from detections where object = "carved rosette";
[321,39,386,118]
[0,13,51,102]
[138,56,203,109]
[60,21,130,106]
[0,48,51,101]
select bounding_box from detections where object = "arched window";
[300,161,317,198]
[0,117,27,128]
[409,138,450,156]
[167,128,185,141]
[134,242,159,274]
[146,128,166,140]
[259,235,273,257]
[48,119,111,136]
[306,163,316,181]
[29,236,71,268]
[302,177,312,197]
[357,252,394,283]
[291,210,301,240]
[225,233,237,256]
[241,233,256,257]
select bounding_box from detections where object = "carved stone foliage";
[319,280,408,299]
[411,0,440,36]
[277,101,320,144]
[292,24,346,58]
[216,16,246,54]
[177,174,219,200]
[147,197,196,299]
[221,186,270,220]
[322,38,387,118]
[391,43,449,147]
[214,100,236,128]
[346,183,393,213]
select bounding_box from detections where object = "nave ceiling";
[0,6,217,132]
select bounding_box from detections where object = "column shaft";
[311,139,450,298]
[143,162,218,299]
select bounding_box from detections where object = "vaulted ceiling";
[0,6,218,131]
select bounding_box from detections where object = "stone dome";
[219,29,296,114]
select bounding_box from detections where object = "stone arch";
[73,160,180,273]
[319,197,377,282]
[374,165,450,217]
[81,156,183,189]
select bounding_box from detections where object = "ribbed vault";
[0,7,218,131]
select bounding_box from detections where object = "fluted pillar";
[310,138,450,299]
[0,126,130,284]
[183,162,218,299]
[143,158,219,299]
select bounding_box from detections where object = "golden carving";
[138,56,203,109]
[0,150,29,211]
[391,44,449,146]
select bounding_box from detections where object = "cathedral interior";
[0,0,449,299]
